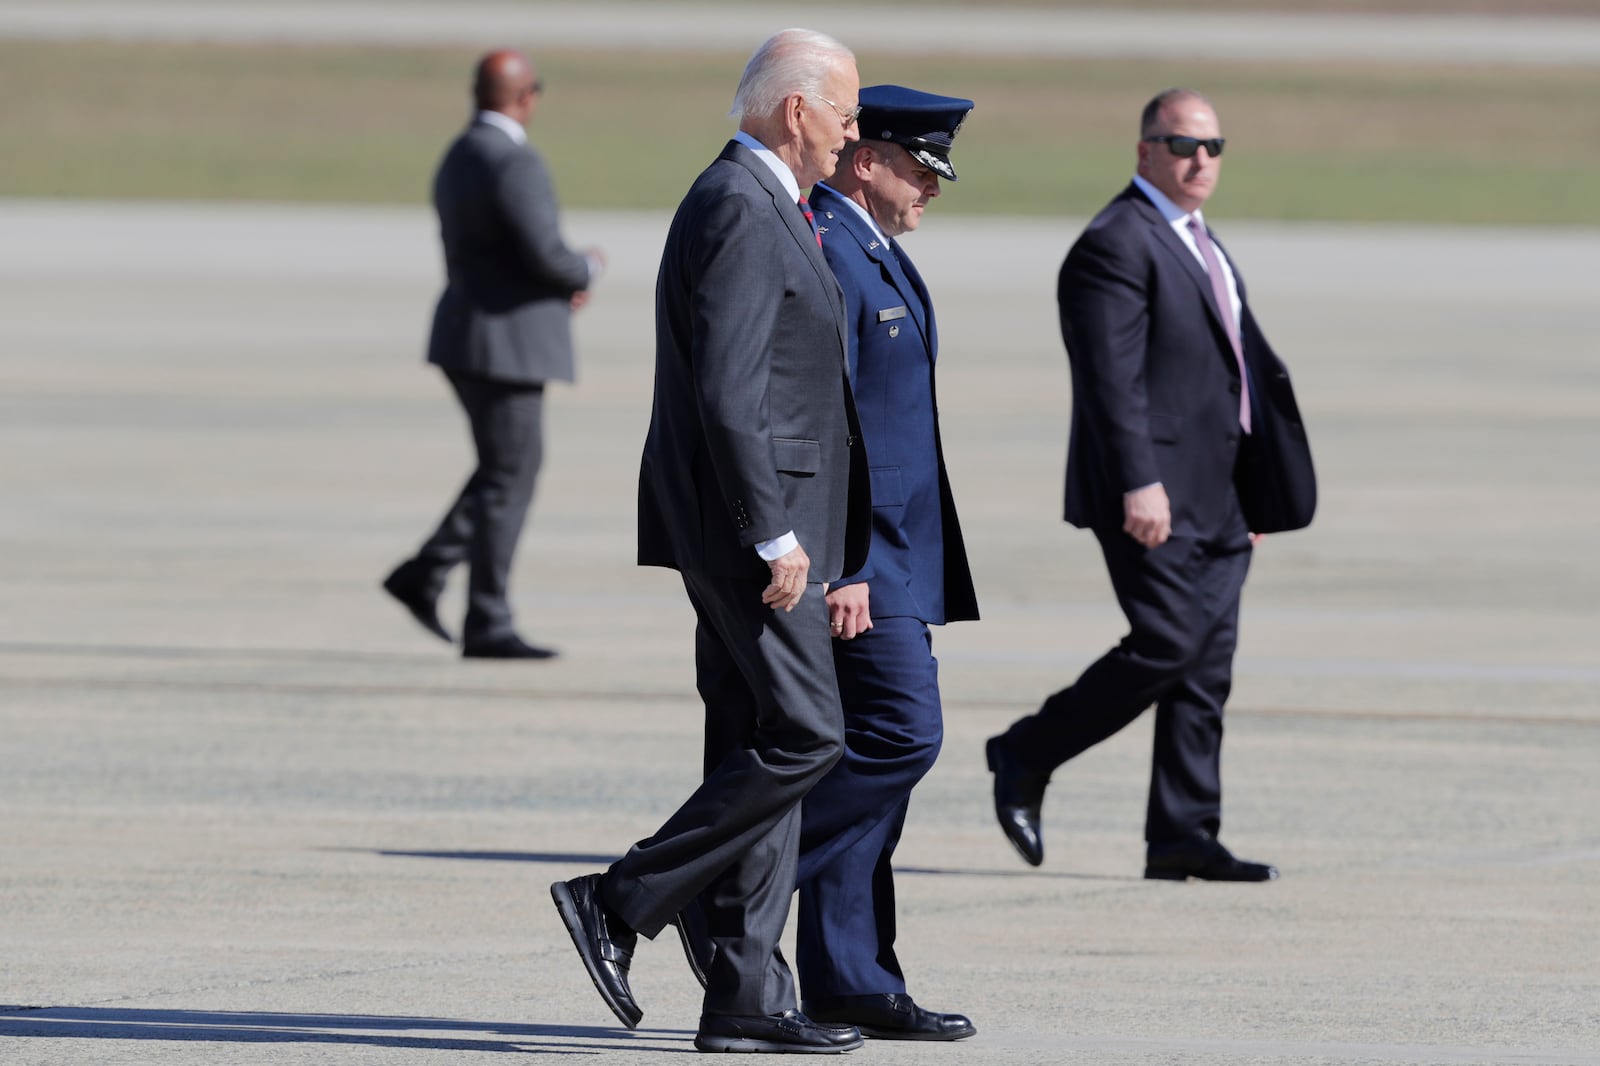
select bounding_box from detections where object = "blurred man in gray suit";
[383,49,603,660]
[550,28,872,1054]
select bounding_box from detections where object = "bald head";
[474,49,542,123]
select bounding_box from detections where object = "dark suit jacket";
[426,118,592,386]
[810,184,977,624]
[1060,183,1315,540]
[638,141,871,583]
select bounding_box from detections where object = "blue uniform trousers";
[794,615,943,999]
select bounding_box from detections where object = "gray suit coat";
[426,118,592,386]
[638,140,871,583]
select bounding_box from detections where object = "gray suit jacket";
[638,140,871,583]
[426,118,592,385]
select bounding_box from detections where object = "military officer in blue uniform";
[667,84,982,1040]
[796,84,981,1041]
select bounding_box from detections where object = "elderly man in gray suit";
[383,49,603,660]
[550,28,872,1055]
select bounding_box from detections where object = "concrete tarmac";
[3,0,1600,65]
[1,199,1597,1064]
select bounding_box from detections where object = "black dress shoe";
[550,874,642,1028]
[695,1009,862,1054]
[804,992,976,1042]
[462,634,557,659]
[669,898,712,990]
[381,563,452,643]
[1144,831,1278,882]
[986,735,1049,867]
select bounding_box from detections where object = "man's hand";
[825,583,872,640]
[761,544,811,612]
[570,290,591,312]
[1123,483,1171,548]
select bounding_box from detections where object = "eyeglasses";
[1143,135,1225,159]
[812,96,861,130]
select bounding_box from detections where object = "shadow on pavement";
[0,1007,690,1054]
[352,848,1131,881]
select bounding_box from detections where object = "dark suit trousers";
[412,370,544,643]
[600,573,845,1016]
[794,616,943,1001]
[1004,526,1252,844]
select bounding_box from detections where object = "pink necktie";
[1187,216,1251,433]
[798,195,822,248]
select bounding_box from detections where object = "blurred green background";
[3,3,1597,224]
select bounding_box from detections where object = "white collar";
[477,110,527,146]
[733,130,801,203]
[1132,174,1203,227]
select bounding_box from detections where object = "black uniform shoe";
[462,633,557,659]
[986,735,1049,866]
[1144,830,1278,882]
[804,992,976,1041]
[381,562,452,643]
[550,874,642,1028]
[694,1009,862,1054]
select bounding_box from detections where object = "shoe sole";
[1143,865,1279,882]
[549,881,643,1029]
[693,1034,864,1053]
[854,1024,977,1041]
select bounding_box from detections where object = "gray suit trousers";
[601,574,845,1016]
[414,370,544,642]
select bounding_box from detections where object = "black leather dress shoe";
[381,563,452,643]
[986,735,1049,866]
[1144,831,1278,882]
[550,874,643,1028]
[462,634,558,660]
[695,1009,862,1054]
[804,992,976,1041]
[669,898,712,990]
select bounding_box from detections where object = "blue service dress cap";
[855,84,975,181]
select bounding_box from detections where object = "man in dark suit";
[793,85,979,1041]
[549,29,872,1055]
[986,88,1316,881]
[382,49,603,660]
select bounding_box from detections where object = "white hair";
[730,28,853,120]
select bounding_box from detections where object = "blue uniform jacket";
[811,183,978,624]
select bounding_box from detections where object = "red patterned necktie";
[1187,215,1251,433]
[798,195,822,248]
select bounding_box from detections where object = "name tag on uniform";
[877,306,907,322]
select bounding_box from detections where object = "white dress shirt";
[1131,174,1241,330]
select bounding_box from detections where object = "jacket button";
[847,435,858,447]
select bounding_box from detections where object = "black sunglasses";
[1144,135,1225,159]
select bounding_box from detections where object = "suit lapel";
[888,237,936,360]
[721,142,849,360]
[1128,187,1235,344]
[813,186,934,360]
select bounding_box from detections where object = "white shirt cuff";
[755,531,799,561]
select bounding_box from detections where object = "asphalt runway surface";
[3,0,1600,64]
[0,198,1596,1064]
